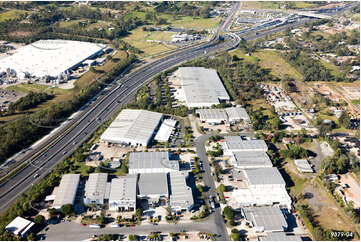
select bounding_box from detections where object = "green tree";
[128,234,138,241]
[34,215,45,225]
[338,111,350,129]
[223,206,234,220]
[60,204,73,216]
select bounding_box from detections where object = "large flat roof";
[232,151,273,168]
[53,174,80,209]
[84,173,108,202]
[176,67,230,107]
[169,172,193,210]
[0,39,106,78]
[225,107,250,121]
[224,136,268,151]
[259,232,302,241]
[100,109,163,146]
[245,167,285,186]
[138,173,168,196]
[154,119,177,142]
[129,151,179,171]
[196,107,250,122]
[109,175,137,203]
[242,206,288,232]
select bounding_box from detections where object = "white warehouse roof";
[242,206,288,232]
[0,39,106,78]
[245,167,286,186]
[109,175,137,211]
[231,151,273,169]
[259,232,302,241]
[197,107,250,123]
[84,173,108,203]
[175,67,230,108]
[100,109,163,146]
[5,217,34,237]
[169,172,194,211]
[154,119,177,142]
[129,151,179,174]
[52,174,80,209]
[223,136,268,152]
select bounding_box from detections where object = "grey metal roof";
[100,109,163,145]
[242,206,288,232]
[84,173,108,202]
[196,109,228,121]
[129,151,179,171]
[53,174,80,208]
[138,173,168,196]
[225,136,268,151]
[177,67,230,107]
[109,175,137,204]
[225,107,250,121]
[232,151,273,168]
[169,172,193,209]
[245,167,286,186]
[259,232,302,241]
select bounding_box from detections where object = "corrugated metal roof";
[109,175,137,204]
[138,173,168,196]
[259,232,302,241]
[0,40,106,78]
[52,174,80,208]
[177,67,230,107]
[154,119,177,142]
[84,173,108,202]
[245,167,285,185]
[242,206,288,232]
[129,151,179,171]
[169,172,193,210]
[232,151,273,168]
[100,109,163,145]
[225,136,268,151]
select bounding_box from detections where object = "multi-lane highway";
[0,4,240,215]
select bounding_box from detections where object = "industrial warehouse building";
[169,172,194,212]
[137,173,169,207]
[108,175,137,212]
[222,136,268,155]
[259,232,302,241]
[5,217,35,238]
[173,67,230,108]
[196,106,250,125]
[232,167,292,209]
[229,151,273,169]
[52,174,80,209]
[128,151,179,174]
[241,206,288,233]
[84,173,110,206]
[154,119,177,142]
[100,109,163,147]
[0,40,107,81]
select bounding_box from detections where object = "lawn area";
[252,50,304,81]
[58,19,84,28]
[122,28,176,57]
[241,1,322,9]
[0,9,26,22]
[229,49,259,64]
[230,49,304,81]
[320,60,343,78]
[351,99,360,104]
[170,15,220,29]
